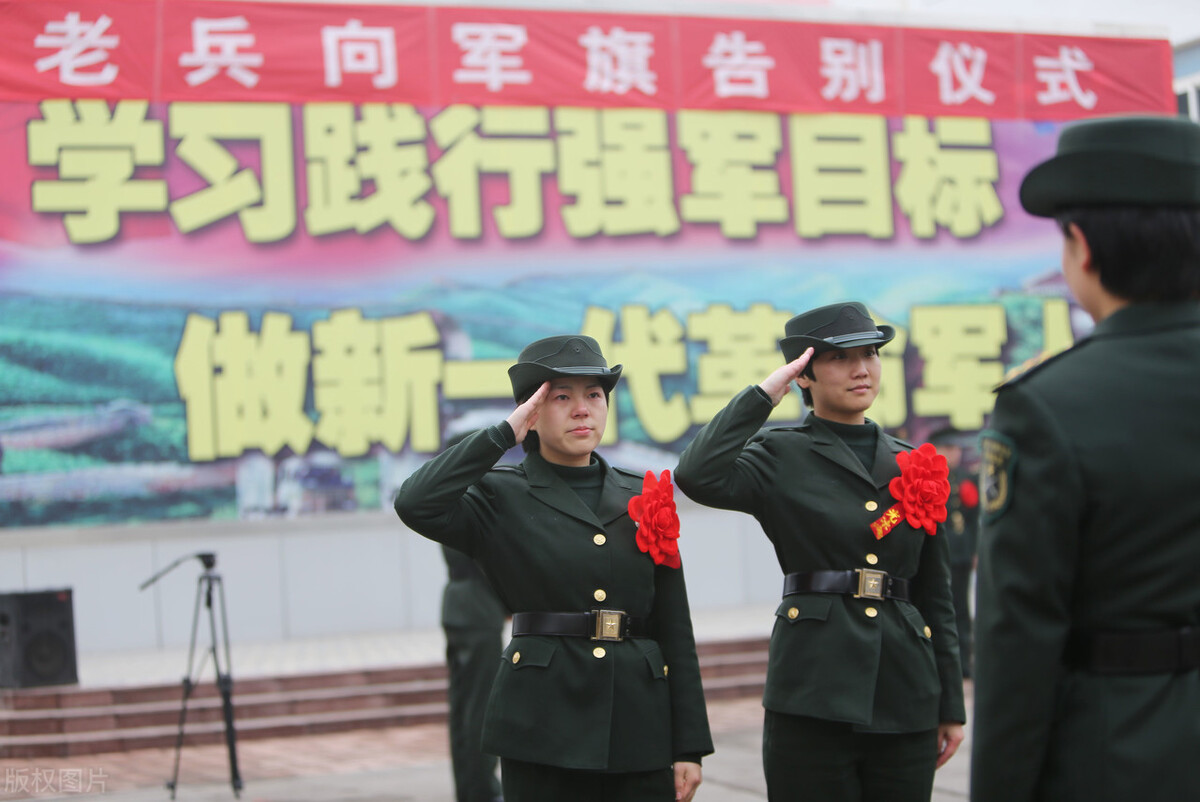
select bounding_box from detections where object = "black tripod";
[140,552,243,799]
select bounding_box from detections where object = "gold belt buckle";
[592,609,626,642]
[854,568,886,600]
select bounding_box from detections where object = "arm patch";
[979,431,1017,523]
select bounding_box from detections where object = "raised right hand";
[505,381,549,444]
[759,347,814,407]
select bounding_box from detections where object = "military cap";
[779,302,895,362]
[1020,115,1200,218]
[507,335,623,402]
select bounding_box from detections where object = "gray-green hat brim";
[779,326,894,363]
[1020,150,1200,218]
[508,363,623,402]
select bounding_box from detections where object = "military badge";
[980,431,1016,522]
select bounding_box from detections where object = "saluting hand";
[674,761,702,802]
[505,381,549,445]
[759,347,815,407]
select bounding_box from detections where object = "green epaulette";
[994,345,1076,390]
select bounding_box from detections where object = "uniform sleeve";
[911,521,966,724]
[650,560,715,761]
[393,424,513,555]
[971,385,1083,802]
[674,385,776,513]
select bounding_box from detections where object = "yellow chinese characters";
[28,101,1005,244]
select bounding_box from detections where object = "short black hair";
[798,361,815,408]
[1056,206,1200,302]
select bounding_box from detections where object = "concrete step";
[1,637,769,758]
[0,663,448,711]
[0,677,450,737]
[1,702,453,758]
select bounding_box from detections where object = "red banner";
[0,0,1175,119]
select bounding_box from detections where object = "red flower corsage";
[870,443,951,539]
[628,469,682,569]
[959,479,979,509]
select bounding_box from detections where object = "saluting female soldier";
[675,302,965,802]
[396,335,713,802]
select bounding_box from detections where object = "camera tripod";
[140,552,243,799]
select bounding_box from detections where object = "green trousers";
[500,758,674,802]
[763,710,938,802]
[445,625,504,802]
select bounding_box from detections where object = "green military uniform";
[944,470,978,678]
[931,429,980,680]
[676,387,964,734]
[677,303,964,800]
[398,431,713,779]
[973,305,1200,801]
[972,116,1200,802]
[441,545,506,802]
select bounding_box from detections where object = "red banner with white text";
[0,1,1174,119]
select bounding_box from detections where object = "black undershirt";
[816,416,878,473]
[548,458,605,512]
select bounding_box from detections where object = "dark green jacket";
[395,426,713,772]
[675,386,965,732]
[945,469,980,568]
[441,546,507,630]
[972,303,1200,802]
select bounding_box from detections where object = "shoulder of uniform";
[760,418,814,435]
[995,343,1083,390]
[491,464,524,476]
[612,465,648,480]
[888,434,917,450]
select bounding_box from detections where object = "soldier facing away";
[971,115,1200,802]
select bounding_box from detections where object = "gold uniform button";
[593,534,606,546]
[663,665,669,676]
[594,589,607,602]
[787,607,799,620]
[593,647,606,659]
[865,500,879,512]
[865,607,879,618]
[512,652,521,664]
[924,626,932,638]
[865,553,879,565]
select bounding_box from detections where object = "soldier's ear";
[1066,222,1096,274]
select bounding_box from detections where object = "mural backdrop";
[0,1,1175,528]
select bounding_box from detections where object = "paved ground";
[2,608,972,801]
[1,686,972,801]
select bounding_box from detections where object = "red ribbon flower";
[871,443,951,539]
[628,469,682,569]
[959,479,979,509]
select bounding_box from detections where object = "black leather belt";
[1066,626,1200,675]
[783,569,911,602]
[511,610,649,642]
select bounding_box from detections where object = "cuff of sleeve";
[674,753,704,766]
[490,422,517,451]
[750,384,774,407]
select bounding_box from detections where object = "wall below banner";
[0,499,778,660]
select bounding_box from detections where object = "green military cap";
[507,335,623,401]
[1020,115,1200,218]
[779,302,895,362]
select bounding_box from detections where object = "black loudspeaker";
[0,589,79,688]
